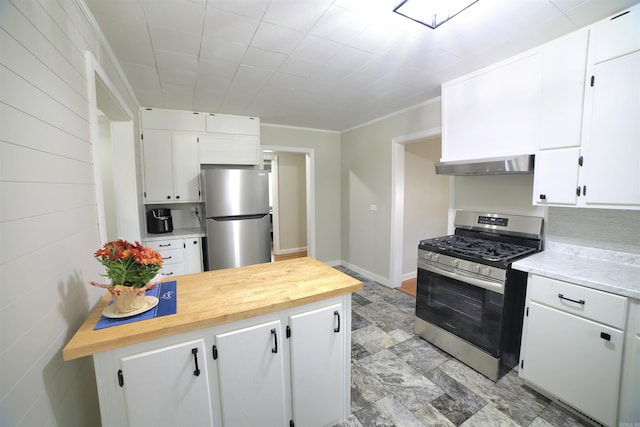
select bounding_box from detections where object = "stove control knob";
[452,259,459,268]
[425,252,432,260]
[433,254,439,262]
[473,264,480,273]
[483,267,491,276]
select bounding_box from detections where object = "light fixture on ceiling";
[393,0,479,29]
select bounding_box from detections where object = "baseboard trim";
[340,262,391,288]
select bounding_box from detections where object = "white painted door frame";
[86,52,138,244]
[263,145,316,259]
[389,127,443,287]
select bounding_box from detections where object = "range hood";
[435,154,534,176]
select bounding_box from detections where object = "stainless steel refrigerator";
[202,167,271,270]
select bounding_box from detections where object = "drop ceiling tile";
[158,67,197,86]
[203,7,260,44]
[154,50,198,72]
[242,47,288,70]
[327,46,376,71]
[263,0,333,32]
[200,37,248,62]
[92,13,155,66]
[291,34,342,62]
[250,22,305,55]
[162,82,195,95]
[310,5,369,43]
[162,92,195,110]
[142,0,205,34]
[135,89,166,108]
[148,26,202,56]
[233,64,273,86]
[268,72,308,91]
[85,0,146,22]
[347,22,405,55]
[198,58,238,78]
[278,56,322,77]
[207,0,270,19]
[121,62,161,90]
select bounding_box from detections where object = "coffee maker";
[147,208,173,233]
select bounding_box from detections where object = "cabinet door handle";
[558,293,585,305]
[191,347,201,376]
[271,328,278,354]
[162,256,172,260]
[539,194,547,200]
[334,310,341,333]
[600,332,611,341]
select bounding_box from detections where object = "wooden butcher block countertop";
[63,257,362,361]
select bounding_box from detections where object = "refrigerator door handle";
[209,214,268,221]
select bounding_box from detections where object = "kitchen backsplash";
[547,207,640,255]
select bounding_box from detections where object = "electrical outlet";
[190,206,199,213]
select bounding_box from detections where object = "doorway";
[86,52,138,244]
[263,146,315,260]
[390,127,448,287]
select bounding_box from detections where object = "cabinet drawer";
[160,263,185,278]
[529,275,628,329]
[158,248,185,265]
[146,240,183,251]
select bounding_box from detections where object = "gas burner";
[419,235,537,265]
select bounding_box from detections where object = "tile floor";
[334,267,589,427]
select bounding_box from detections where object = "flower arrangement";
[90,240,165,313]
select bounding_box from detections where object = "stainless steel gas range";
[415,211,543,381]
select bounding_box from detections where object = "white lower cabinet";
[92,296,351,427]
[145,238,203,277]
[520,275,628,426]
[119,339,214,426]
[289,303,345,427]
[214,320,287,426]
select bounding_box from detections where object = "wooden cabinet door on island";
[117,339,214,427]
[214,320,288,426]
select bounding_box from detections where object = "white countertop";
[143,227,205,242]
[513,242,640,300]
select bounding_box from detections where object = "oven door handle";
[418,261,505,294]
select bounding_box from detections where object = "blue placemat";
[94,281,177,330]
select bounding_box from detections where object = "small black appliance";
[147,208,173,234]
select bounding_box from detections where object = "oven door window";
[416,267,504,357]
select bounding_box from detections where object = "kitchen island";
[63,257,362,427]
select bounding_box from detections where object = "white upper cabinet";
[200,114,261,165]
[140,108,205,132]
[442,52,541,162]
[532,147,581,205]
[590,6,640,64]
[581,49,640,207]
[539,28,589,150]
[205,113,259,135]
[142,130,201,203]
[533,4,640,210]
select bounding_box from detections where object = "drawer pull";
[558,293,585,305]
[162,256,173,260]
[159,243,171,247]
[600,332,611,341]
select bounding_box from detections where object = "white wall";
[340,99,442,281]
[402,138,449,277]
[0,1,139,425]
[260,125,341,264]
